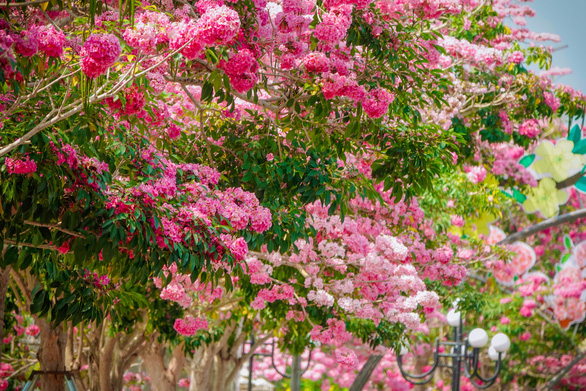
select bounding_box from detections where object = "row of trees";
[0,0,585,390]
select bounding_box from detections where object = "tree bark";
[349,355,383,391]
[290,355,302,391]
[498,208,586,245]
[141,339,186,391]
[189,345,214,391]
[35,318,67,391]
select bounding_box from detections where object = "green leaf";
[569,124,582,146]
[1,246,18,268]
[561,253,571,264]
[201,82,214,102]
[519,154,535,168]
[564,235,573,251]
[573,140,586,155]
[513,189,527,204]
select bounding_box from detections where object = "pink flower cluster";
[0,363,13,391]
[303,52,330,73]
[321,72,396,118]
[197,5,241,45]
[4,156,37,174]
[518,119,540,138]
[105,86,146,117]
[168,21,205,59]
[33,25,67,58]
[173,315,209,336]
[362,88,395,119]
[124,11,170,54]
[220,49,258,92]
[489,142,538,187]
[80,34,121,78]
[439,36,504,67]
[313,5,352,47]
[335,347,359,369]
[25,324,40,336]
[520,299,537,317]
[464,165,487,184]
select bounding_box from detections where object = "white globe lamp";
[491,333,511,353]
[447,309,461,327]
[488,345,506,361]
[468,328,489,348]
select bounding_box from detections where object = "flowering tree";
[1,0,586,390]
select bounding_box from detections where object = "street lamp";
[396,310,509,390]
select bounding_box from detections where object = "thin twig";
[23,220,86,238]
[0,0,49,7]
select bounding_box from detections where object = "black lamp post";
[396,309,510,391]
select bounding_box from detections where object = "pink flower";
[543,91,560,113]
[168,124,181,139]
[220,49,258,92]
[14,30,39,57]
[34,25,67,57]
[451,215,464,227]
[519,331,531,341]
[197,6,241,45]
[95,275,111,288]
[500,297,512,304]
[362,88,394,119]
[25,324,40,337]
[230,237,248,261]
[80,34,121,78]
[518,119,540,138]
[266,153,274,162]
[335,347,358,369]
[168,22,205,59]
[5,156,37,174]
[178,378,190,388]
[508,51,524,65]
[0,363,13,378]
[251,296,265,309]
[57,241,70,254]
[173,316,208,336]
[303,52,330,73]
[500,316,511,325]
[466,166,487,184]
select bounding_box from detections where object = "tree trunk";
[189,345,214,391]
[290,355,302,391]
[0,266,10,365]
[36,319,67,391]
[349,354,383,391]
[141,339,185,391]
[87,318,147,391]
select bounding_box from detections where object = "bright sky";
[523,0,586,93]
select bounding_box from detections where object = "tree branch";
[540,349,586,391]
[498,208,586,245]
[0,0,49,7]
[556,172,585,189]
[4,238,56,251]
[23,220,86,238]
[349,355,383,391]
